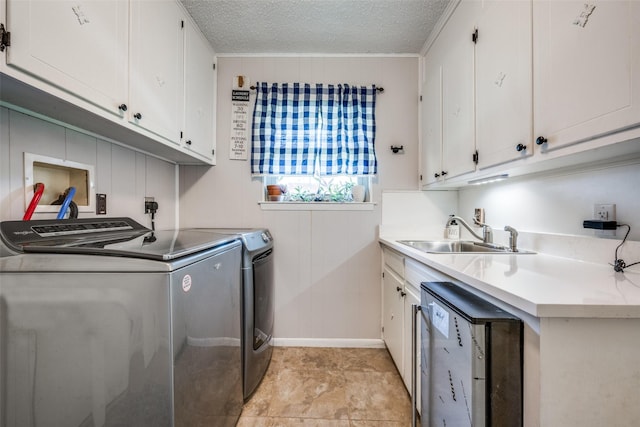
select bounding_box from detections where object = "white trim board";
[272,338,385,349]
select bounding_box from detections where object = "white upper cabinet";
[533,0,640,151]
[183,20,216,163]
[421,0,478,185]
[421,55,443,185]
[129,0,185,145]
[475,0,533,169]
[440,0,478,181]
[5,0,128,116]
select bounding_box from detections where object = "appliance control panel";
[0,217,149,251]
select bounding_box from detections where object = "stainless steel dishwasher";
[420,281,523,427]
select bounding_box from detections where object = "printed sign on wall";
[230,75,250,160]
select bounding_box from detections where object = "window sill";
[259,202,376,211]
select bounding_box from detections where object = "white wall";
[458,159,640,241]
[0,107,177,229]
[180,56,420,344]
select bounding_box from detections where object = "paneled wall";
[0,107,177,229]
[180,56,421,344]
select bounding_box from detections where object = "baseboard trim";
[272,338,386,348]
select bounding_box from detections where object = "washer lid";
[1,217,238,260]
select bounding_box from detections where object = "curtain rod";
[249,85,384,93]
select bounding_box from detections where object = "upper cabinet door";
[475,0,533,169]
[440,0,478,180]
[534,0,640,151]
[129,0,185,144]
[421,55,443,185]
[183,20,216,163]
[5,0,128,116]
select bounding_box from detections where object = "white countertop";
[380,236,640,318]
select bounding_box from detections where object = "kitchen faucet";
[504,225,519,252]
[446,215,493,244]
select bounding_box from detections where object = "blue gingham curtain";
[335,84,377,175]
[251,82,377,175]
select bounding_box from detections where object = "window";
[251,82,377,203]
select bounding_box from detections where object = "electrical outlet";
[593,203,616,237]
[593,203,616,221]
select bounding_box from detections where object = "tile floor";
[237,347,415,426]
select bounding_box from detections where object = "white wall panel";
[0,107,177,225]
[95,140,112,196]
[458,161,640,241]
[180,56,420,342]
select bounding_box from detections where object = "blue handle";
[56,187,76,219]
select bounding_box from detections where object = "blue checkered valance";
[251,82,377,176]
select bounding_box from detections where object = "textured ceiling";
[180,0,451,54]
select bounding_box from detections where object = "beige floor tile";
[345,371,412,422]
[270,418,351,426]
[268,368,349,419]
[338,348,398,372]
[240,347,413,426]
[270,347,344,372]
[349,421,410,426]
[236,416,273,427]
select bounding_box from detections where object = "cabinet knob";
[441,171,448,176]
[515,143,527,152]
[536,136,548,145]
[118,104,128,112]
[434,173,440,178]
[400,291,406,297]
[185,140,192,146]
[396,286,402,292]
[133,113,142,120]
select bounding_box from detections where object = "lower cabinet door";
[382,267,404,372]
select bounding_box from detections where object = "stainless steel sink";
[398,240,535,254]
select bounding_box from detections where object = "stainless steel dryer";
[190,228,274,400]
[0,217,244,427]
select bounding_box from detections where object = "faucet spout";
[504,225,519,252]
[446,215,493,243]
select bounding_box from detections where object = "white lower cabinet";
[382,248,425,409]
[382,265,404,369]
[401,284,420,411]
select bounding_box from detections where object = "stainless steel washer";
[0,217,244,427]
[190,228,274,400]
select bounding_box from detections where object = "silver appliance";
[0,217,243,427]
[420,281,522,427]
[190,228,274,400]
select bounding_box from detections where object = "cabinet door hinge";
[0,24,11,52]
[472,28,479,44]
[472,150,479,165]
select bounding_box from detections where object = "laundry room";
[2,1,640,427]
